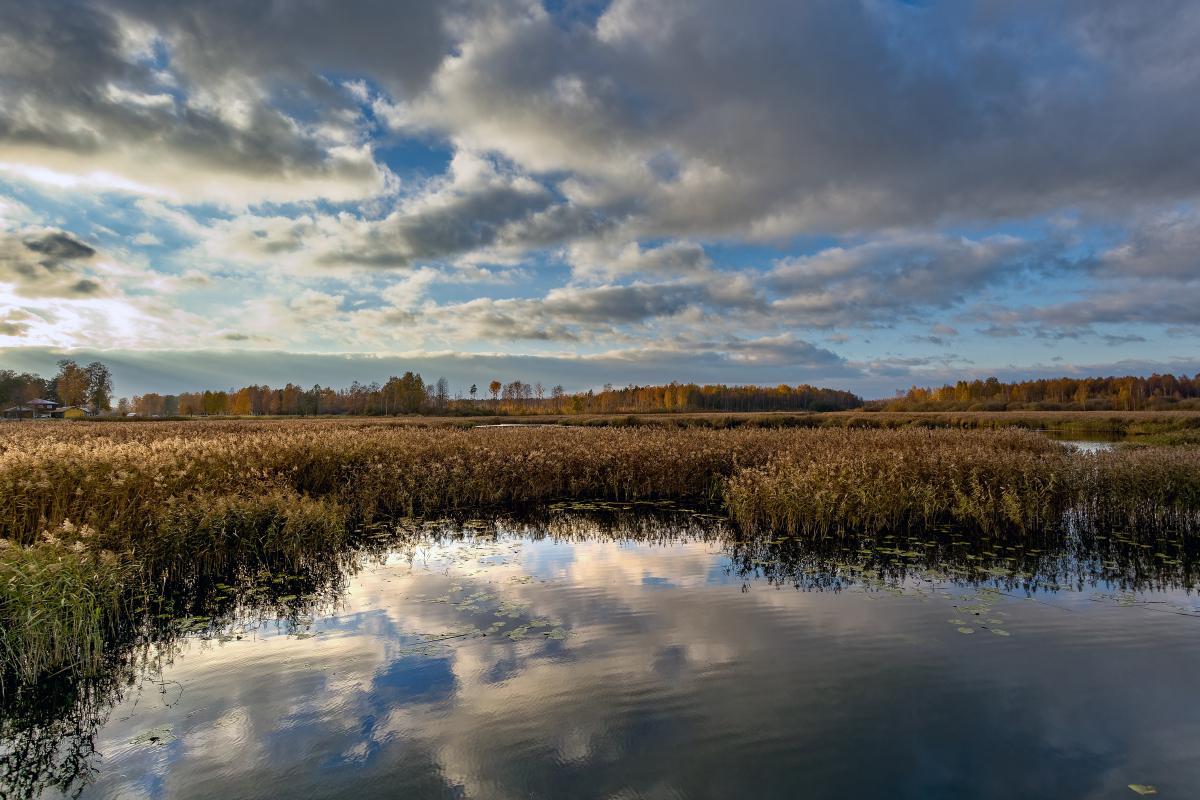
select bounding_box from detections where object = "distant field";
[61,408,1200,437]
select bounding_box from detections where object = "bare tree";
[435,376,450,409]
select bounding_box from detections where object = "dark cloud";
[24,233,96,261]
[395,0,1200,237]
[68,278,103,295]
[0,229,105,297]
[421,280,761,343]
[765,233,1065,328]
[342,183,556,267]
[541,284,705,324]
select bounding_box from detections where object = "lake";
[6,508,1200,799]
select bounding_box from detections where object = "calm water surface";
[7,510,1200,799]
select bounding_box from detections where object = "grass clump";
[0,523,134,685]
[1075,447,1200,535]
[145,489,347,578]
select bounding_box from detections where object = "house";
[1,399,89,419]
[2,398,63,419]
[2,405,34,419]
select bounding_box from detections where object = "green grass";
[0,530,135,686]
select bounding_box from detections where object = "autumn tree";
[84,361,113,411]
[0,370,48,406]
[53,360,89,407]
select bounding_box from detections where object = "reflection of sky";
[60,531,1200,800]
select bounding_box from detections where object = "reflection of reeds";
[3,505,1199,796]
[1,421,1198,684]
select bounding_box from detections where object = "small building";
[2,399,64,419]
[54,406,90,419]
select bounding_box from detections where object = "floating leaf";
[990,629,1010,637]
[130,725,174,746]
[957,627,975,634]
[1128,785,1158,796]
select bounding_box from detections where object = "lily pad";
[130,725,174,746]
[957,627,975,634]
[1128,785,1158,796]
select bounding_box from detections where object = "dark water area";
[6,509,1200,799]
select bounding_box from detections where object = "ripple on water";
[11,515,1200,800]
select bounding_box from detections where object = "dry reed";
[1,420,1198,683]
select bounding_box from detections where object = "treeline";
[882,374,1200,411]
[0,360,113,411]
[570,382,862,414]
[129,377,862,417]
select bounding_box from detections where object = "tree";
[469,384,478,403]
[0,370,48,406]
[84,361,113,411]
[435,377,450,409]
[53,360,89,407]
[386,371,426,413]
[489,380,502,408]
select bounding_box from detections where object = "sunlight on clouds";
[0,162,168,196]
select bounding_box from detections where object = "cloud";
[0,228,107,298]
[567,239,710,279]
[1,1,1198,384]
[1098,208,1200,279]
[0,0,448,203]
[766,232,1056,328]
[1031,282,1200,330]
[389,0,1200,239]
[174,152,575,272]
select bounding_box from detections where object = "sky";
[1,0,1199,399]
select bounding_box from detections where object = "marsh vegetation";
[1,419,1199,688]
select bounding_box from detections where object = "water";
[6,510,1200,799]
[1038,429,1126,453]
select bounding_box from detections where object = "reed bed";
[724,432,1075,536]
[1,420,1199,683]
[0,525,134,685]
